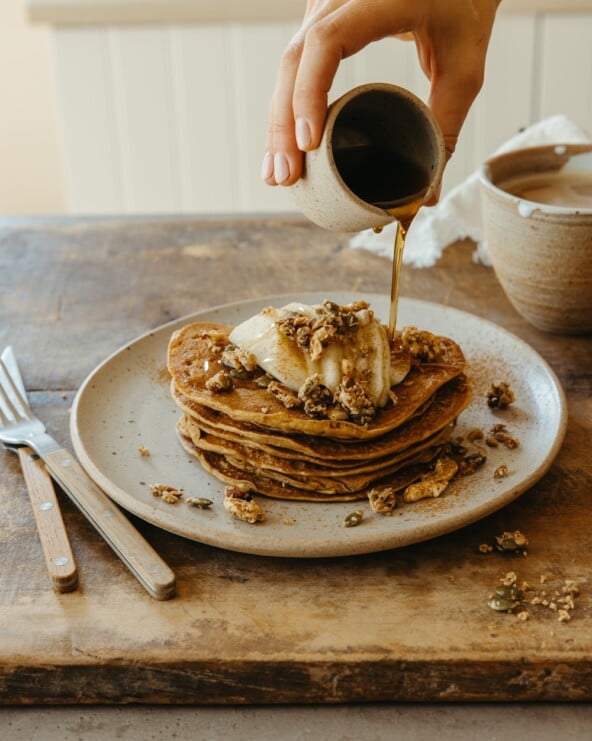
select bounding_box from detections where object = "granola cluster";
[486,381,515,409]
[333,361,376,423]
[276,299,369,362]
[401,326,443,363]
[223,485,266,524]
[150,483,185,504]
[367,485,398,515]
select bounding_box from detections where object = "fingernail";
[295,117,312,151]
[273,153,290,184]
[261,152,274,181]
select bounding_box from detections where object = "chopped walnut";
[268,380,302,409]
[501,571,518,587]
[150,483,184,504]
[457,452,487,476]
[466,428,484,444]
[223,486,266,524]
[489,423,519,449]
[495,530,528,554]
[487,381,515,409]
[479,543,494,554]
[367,485,397,515]
[137,445,151,457]
[401,326,442,363]
[402,456,458,502]
[205,370,234,392]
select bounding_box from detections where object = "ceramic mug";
[291,82,446,233]
[479,143,592,334]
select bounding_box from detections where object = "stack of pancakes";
[167,313,471,503]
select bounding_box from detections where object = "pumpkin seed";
[343,509,364,528]
[185,497,214,509]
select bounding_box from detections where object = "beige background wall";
[0,2,65,214]
[4,2,592,216]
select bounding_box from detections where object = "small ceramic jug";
[291,82,445,233]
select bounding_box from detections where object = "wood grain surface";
[0,215,590,704]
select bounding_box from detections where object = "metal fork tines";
[0,350,176,600]
[0,360,47,444]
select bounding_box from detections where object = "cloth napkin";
[349,114,592,267]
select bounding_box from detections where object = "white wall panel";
[55,29,123,212]
[109,27,181,212]
[539,13,592,129]
[228,21,298,213]
[170,24,237,212]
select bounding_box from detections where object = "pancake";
[173,373,470,465]
[176,427,440,502]
[178,414,452,479]
[168,302,470,505]
[168,321,466,440]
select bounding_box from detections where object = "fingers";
[416,1,498,160]
[428,65,484,161]
[263,34,305,185]
[263,0,412,187]
[292,2,409,149]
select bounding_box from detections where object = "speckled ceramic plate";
[70,293,567,558]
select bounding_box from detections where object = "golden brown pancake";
[173,373,470,465]
[168,322,466,440]
[178,413,451,479]
[176,427,440,502]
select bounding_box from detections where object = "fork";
[1,347,78,592]
[0,352,176,600]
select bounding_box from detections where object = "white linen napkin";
[349,115,592,267]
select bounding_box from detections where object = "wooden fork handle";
[18,446,79,593]
[43,448,176,600]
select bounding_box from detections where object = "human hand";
[261,0,501,188]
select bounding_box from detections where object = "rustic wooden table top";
[0,215,590,704]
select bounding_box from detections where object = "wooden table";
[0,215,590,704]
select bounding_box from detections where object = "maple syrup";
[385,196,425,335]
[333,145,429,336]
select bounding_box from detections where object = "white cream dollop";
[228,302,392,407]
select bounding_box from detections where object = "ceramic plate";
[70,293,567,558]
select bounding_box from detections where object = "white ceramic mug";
[479,143,592,334]
[291,82,446,233]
